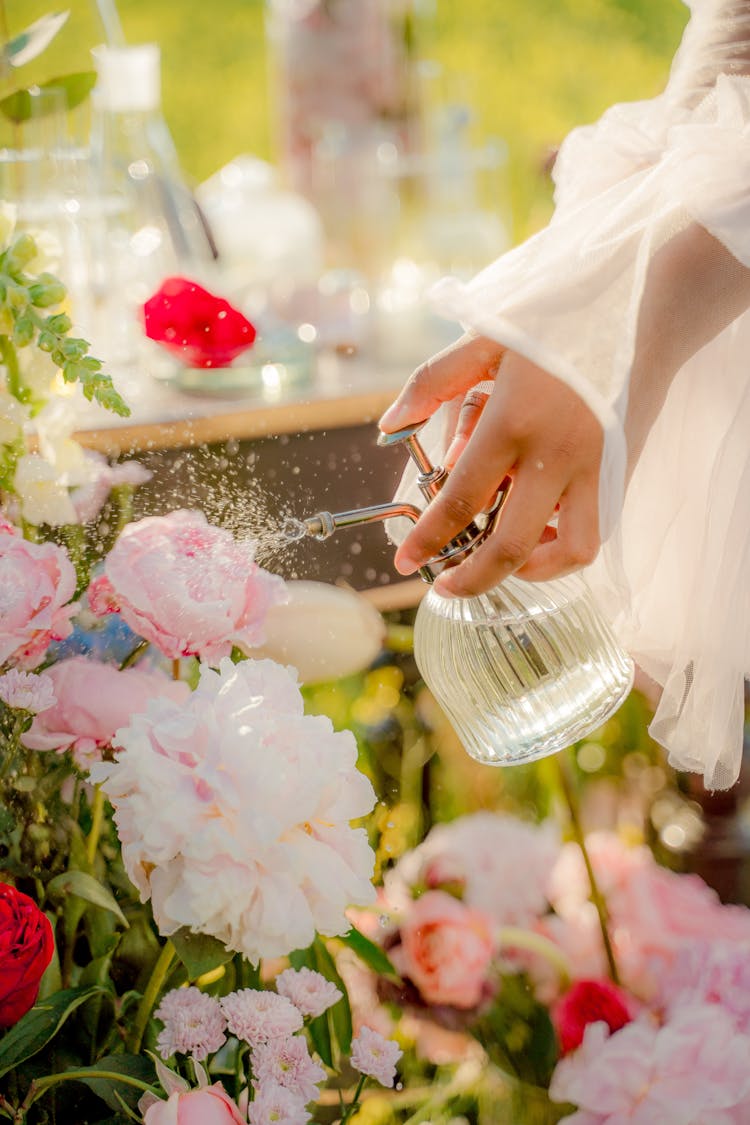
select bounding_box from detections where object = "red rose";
[553,978,635,1054]
[142,276,256,368]
[0,883,55,1028]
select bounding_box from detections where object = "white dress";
[407,0,750,789]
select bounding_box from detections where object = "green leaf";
[336,928,401,982]
[5,11,69,68]
[306,1006,334,1069]
[47,870,129,928]
[170,928,234,980]
[312,936,352,1057]
[73,1053,156,1113]
[0,986,102,1078]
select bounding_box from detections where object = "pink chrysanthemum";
[220,989,303,1046]
[251,1036,326,1104]
[350,1026,402,1088]
[0,668,55,714]
[248,1081,310,1125]
[274,967,342,1019]
[154,987,227,1061]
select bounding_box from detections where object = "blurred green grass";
[6,0,688,237]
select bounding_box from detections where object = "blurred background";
[8,0,750,905]
[7,0,688,242]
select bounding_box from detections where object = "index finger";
[393,386,518,574]
[379,334,504,433]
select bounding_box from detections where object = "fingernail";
[378,401,408,431]
[433,574,460,598]
[394,551,418,576]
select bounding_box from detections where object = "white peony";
[91,657,377,962]
[384,811,560,929]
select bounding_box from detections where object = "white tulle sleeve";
[422,0,750,788]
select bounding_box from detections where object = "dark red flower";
[553,978,635,1054]
[0,882,55,1028]
[142,276,257,369]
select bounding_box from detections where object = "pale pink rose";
[90,510,287,662]
[22,656,190,768]
[393,890,494,1009]
[0,535,77,668]
[549,1006,750,1124]
[385,812,559,929]
[90,658,376,962]
[143,1084,246,1125]
[350,1026,402,1088]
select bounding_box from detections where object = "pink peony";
[385,811,559,929]
[350,1026,402,1088]
[142,1084,246,1125]
[657,940,750,1032]
[0,535,77,669]
[393,890,494,1009]
[549,1006,750,1124]
[548,833,750,999]
[89,510,287,663]
[90,658,376,962]
[22,656,190,768]
[553,979,636,1055]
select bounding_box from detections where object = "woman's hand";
[379,334,604,596]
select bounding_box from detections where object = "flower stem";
[172,658,181,681]
[86,786,106,869]
[339,1075,366,1123]
[119,639,149,670]
[129,939,176,1054]
[0,336,22,401]
[555,753,620,985]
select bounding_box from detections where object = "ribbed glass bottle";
[414,573,634,766]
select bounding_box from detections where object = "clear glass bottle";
[87,43,215,377]
[414,572,634,766]
[301,420,635,768]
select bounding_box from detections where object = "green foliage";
[476,972,559,1088]
[0,230,130,416]
[0,985,104,1078]
[169,928,234,980]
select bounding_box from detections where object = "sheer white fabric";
[396,0,750,788]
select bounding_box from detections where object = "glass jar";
[414,572,634,766]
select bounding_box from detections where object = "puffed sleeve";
[416,0,750,788]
